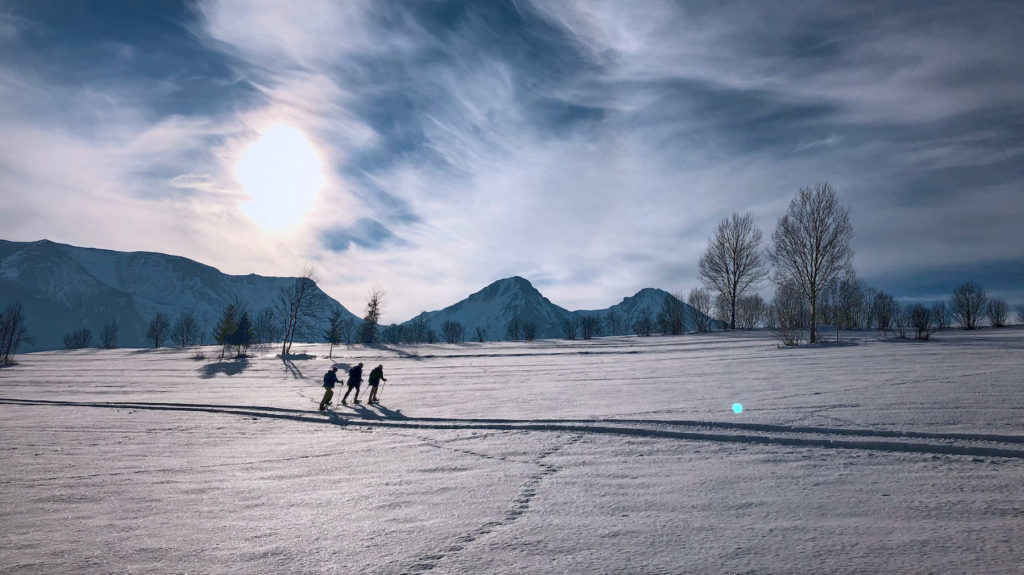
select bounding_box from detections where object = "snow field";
[2,329,1023,573]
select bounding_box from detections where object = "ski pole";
[377,379,387,403]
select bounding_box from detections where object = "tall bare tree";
[278,266,323,355]
[253,307,281,346]
[698,212,769,330]
[950,281,986,330]
[767,182,854,343]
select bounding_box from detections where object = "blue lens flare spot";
[732,403,743,414]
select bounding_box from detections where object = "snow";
[2,329,1023,573]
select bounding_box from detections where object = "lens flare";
[732,403,743,413]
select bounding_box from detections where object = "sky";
[1,0,1022,322]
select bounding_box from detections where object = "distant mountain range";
[0,239,358,352]
[1,239,722,351]
[400,276,721,341]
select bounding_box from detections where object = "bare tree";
[560,316,579,340]
[986,298,1008,328]
[278,266,323,355]
[100,320,120,349]
[0,303,31,366]
[767,182,854,343]
[442,320,465,343]
[769,281,806,346]
[822,272,862,342]
[522,321,538,341]
[687,287,713,333]
[171,312,201,347]
[632,309,654,337]
[931,301,951,331]
[360,286,385,344]
[698,212,769,329]
[950,281,986,330]
[253,307,281,346]
[871,291,898,338]
[63,328,93,349]
[506,313,523,341]
[657,293,686,335]
[474,326,487,342]
[1016,303,1024,325]
[580,315,602,339]
[909,303,937,340]
[736,294,767,330]
[604,310,624,336]
[147,313,170,348]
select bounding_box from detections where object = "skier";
[341,362,363,404]
[319,366,338,411]
[366,364,387,404]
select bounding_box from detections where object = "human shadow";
[198,358,250,379]
[368,403,407,420]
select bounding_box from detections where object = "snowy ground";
[2,329,1023,574]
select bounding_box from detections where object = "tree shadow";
[198,358,250,379]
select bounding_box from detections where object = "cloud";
[2,1,1023,322]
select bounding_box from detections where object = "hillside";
[0,239,359,351]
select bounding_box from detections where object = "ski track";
[3,397,1024,461]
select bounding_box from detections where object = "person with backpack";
[319,366,339,411]
[341,362,363,404]
[366,364,387,404]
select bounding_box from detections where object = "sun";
[236,124,326,230]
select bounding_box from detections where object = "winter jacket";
[347,365,363,385]
[368,366,385,385]
[323,370,338,388]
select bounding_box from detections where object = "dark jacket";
[347,365,363,385]
[368,366,386,385]
[323,370,338,388]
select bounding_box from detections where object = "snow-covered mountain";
[401,277,722,341]
[0,239,359,352]
[576,287,727,334]
[402,276,572,341]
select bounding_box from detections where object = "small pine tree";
[324,309,343,358]
[361,287,384,344]
[229,311,254,357]
[214,303,239,359]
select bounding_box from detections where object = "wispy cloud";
[2,1,1022,319]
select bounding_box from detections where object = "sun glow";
[236,124,325,230]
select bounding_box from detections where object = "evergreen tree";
[214,303,239,359]
[361,287,384,344]
[229,311,254,357]
[324,309,343,358]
